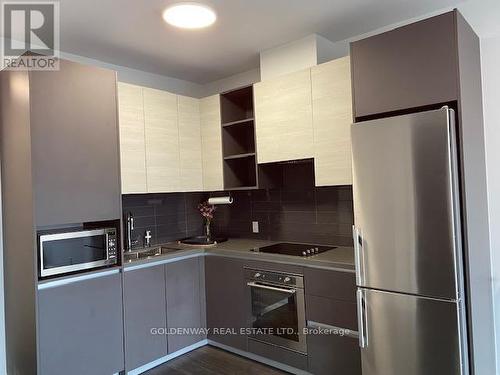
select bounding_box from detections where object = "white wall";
[260,34,318,81]
[316,34,349,64]
[479,34,500,373]
[457,2,500,371]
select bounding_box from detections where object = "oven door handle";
[247,281,296,294]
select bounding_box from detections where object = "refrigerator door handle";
[353,226,364,285]
[356,288,368,348]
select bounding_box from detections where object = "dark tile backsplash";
[210,185,354,246]
[122,164,354,248]
[122,192,207,249]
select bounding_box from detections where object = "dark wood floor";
[144,346,288,375]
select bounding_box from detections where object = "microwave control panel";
[106,229,117,259]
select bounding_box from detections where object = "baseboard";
[207,340,311,375]
[127,339,208,375]
[127,338,311,375]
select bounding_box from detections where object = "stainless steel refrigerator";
[351,107,469,375]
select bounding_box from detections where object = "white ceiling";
[58,0,465,84]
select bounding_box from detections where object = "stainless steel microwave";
[38,227,118,278]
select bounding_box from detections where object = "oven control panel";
[245,268,304,288]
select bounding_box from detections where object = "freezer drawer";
[358,288,464,375]
[351,108,460,299]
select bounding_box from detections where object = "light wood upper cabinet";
[118,84,224,193]
[178,95,203,192]
[254,68,314,164]
[311,56,353,186]
[200,95,223,191]
[117,57,353,193]
[143,88,180,193]
[117,82,147,194]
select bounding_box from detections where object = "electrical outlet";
[252,221,259,233]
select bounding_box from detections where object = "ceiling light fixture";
[162,3,216,29]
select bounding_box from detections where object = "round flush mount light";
[162,2,216,29]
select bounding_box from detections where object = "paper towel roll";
[208,196,233,205]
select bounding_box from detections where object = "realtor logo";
[1,1,60,70]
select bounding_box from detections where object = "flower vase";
[204,221,211,241]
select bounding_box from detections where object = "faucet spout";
[126,212,135,251]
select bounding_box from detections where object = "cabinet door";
[123,265,168,371]
[307,329,361,375]
[166,257,205,353]
[254,68,314,163]
[29,59,121,226]
[178,95,203,192]
[37,272,124,375]
[200,95,223,191]
[144,87,180,193]
[312,56,353,186]
[118,83,147,193]
[304,267,356,302]
[350,12,458,119]
[205,256,247,350]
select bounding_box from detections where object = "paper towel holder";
[207,195,233,205]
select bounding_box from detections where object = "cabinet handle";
[307,320,359,339]
[247,282,296,294]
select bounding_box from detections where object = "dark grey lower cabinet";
[304,267,360,374]
[37,272,124,375]
[248,338,308,370]
[166,257,205,353]
[123,265,168,371]
[205,256,248,350]
[307,332,361,375]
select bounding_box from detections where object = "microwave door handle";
[39,237,45,276]
[39,228,107,242]
[247,282,296,294]
[105,232,110,259]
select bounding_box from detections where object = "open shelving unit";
[220,85,258,190]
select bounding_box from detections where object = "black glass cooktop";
[253,243,336,257]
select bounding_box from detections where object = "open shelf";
[222,120,255,157]
[220,86,254,124]
[258,158,315,189]
[222,118,255,128]
[223,154,257,190]
[224,152,256,160]
[220,85,258,190]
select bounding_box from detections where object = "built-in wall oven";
[245,268,307,353]
[38,224,118,278]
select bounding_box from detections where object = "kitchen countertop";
[123,238,355,272]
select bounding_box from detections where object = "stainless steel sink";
[124,246,179,262]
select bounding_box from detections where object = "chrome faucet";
[144,230,152,248]
[126,212,135,251]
